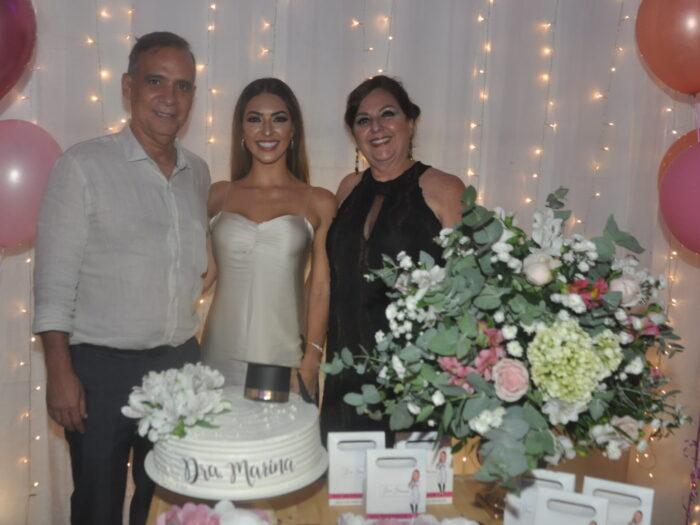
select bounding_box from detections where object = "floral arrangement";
[156,501,272,525]
[337,514,478,525]
[323,187,686,486]
[122,362,230,442]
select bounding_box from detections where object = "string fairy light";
[466,0,495,201]
[581,0,630,236]
[204,1,217,151]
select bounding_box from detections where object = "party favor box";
[395,431,453,504]
[582,476,654,525]
[534,486,609,525]
[365,448,427,519]
[504,469,576,525]
[327,431,385,506]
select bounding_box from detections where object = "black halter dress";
[321,161,443,442]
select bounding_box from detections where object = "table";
[147,474,503,524]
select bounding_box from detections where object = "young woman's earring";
[355,147,359,175]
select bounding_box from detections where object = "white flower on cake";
[121,363,230,442]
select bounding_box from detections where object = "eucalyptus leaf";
[361,384,381,404]
[428,327,459,355]
[344,392,365,406]
[467,372,496,395]
[390,402,414,430]
[341,348,355,366]
[523,403,548,429]
[473,219,503,245]
[461,395,491,421]
[589,397,607,421]
[399,344,422,363]
[591,236,615,262]
[417,404,435,423]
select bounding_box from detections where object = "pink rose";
[492,358,529,402]
[156,503,221,525]
[609,275,642,308]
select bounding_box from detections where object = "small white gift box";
[582,476,654,525]
[395,431,453,504]
[365,448,427,519]
[327,431,385,506]
[504,469,576,525]
[534,487,609,525]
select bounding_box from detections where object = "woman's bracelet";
[305,341,324,353]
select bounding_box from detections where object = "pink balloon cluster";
[636,0,700,253]
[0,120,62,248]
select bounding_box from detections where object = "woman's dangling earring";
[355,147,360,175]
[290,136,294,150]
[241,137,245,150]
[408,139,414,161]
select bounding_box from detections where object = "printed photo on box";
[395,431,453,504]
[365,448,427,519]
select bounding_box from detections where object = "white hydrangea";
[468,407,506,435]
[493,311,505,324]
[391,354,407,379]
[542,399,588,425]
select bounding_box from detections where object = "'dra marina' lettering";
[229,457,294,487]
[182,457,224,484]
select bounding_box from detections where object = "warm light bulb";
[100,8,110,18]
[467,169,475,176]
[623,15,630,20]
[484,42,491,52]
[541,22,552,30]
[196,64,206,72]
[34,435,40,441]
[477,14,485,22]
[576,219,583,224]
[532,173,538,178]
[210,3,216,9]
[534,148,542,155]
[666,107,673,113]
[672,250,678,256]
[617,46,624,53]
[19,361,26,367]
[210,88,218,95]
[33,482,39,488]
[388,35,393,40]
[479,69,485,74]
[263,20,272,29]
[207,115,213,124]
[120,118,127,124]
[127,8,134,15]
[548,100,554,107]
[377,68,384,73]
[607,122,615,126]
[469,144,477,151]
[593,91,604,100]
[540,73,550,82]
[20,307,28,314]
[470,122,478,129]
[100,69,110,80]
[30,336,36,343]
[548,122,557,130]
[365,47,374,52]
[542,47,552,56]
[525,197,533,204]
[34,386,41,391]
[610,66,616,72]
[208,137,216,144]
[602,146,610,151]
[480,90,488,100]
[86,36,95,45]
[672,129,678,135]
[21,458,29,464]
[199,298,205,304]
[351,18,361,27]
[594,192,601,197]
[260,47,270,56]
[207,24,216,31]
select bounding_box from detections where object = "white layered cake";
[144,387,327,500]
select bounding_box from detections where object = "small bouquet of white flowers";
[122,362,230,442]
[323,187,687,487]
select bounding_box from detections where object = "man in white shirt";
[33,32,210,525]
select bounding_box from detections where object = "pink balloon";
[0,0,37,101]
[0,120,62,248]
[660,143,700,253]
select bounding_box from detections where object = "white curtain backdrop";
[1,1,698,523]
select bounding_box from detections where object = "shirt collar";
[118,123,190,173]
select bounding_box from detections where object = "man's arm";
[41,331,86,433]
[33,153,90,432]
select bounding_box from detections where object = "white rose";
[493,311,505,324]
[502,325,517,340]
[624,357,644,375]
[506,340,523,357]
[407,402,421,415]
[609,275,642,308]
[432,390,446,406]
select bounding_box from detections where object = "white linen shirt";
[33,125,210,349]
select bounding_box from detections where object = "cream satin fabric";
[201,212,313,383]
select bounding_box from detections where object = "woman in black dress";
[321,76,465,441]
